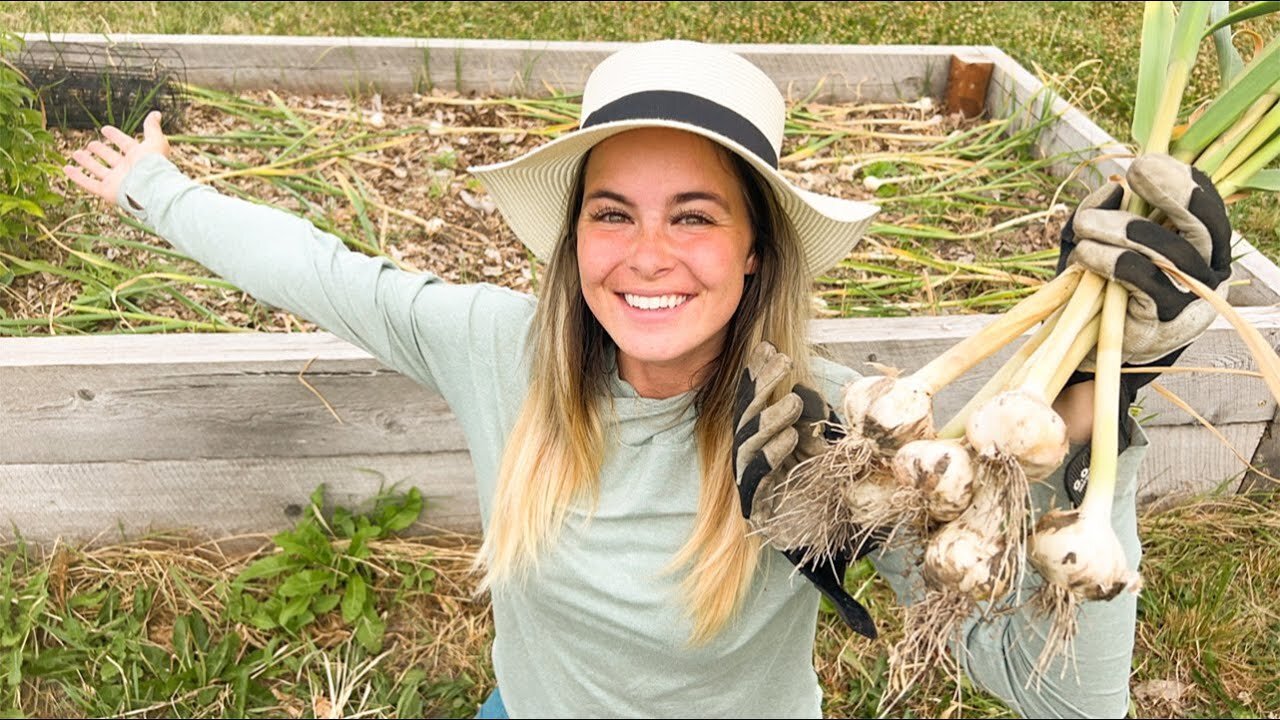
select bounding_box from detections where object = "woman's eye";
[589,208,630,223]
[675,211,714,226]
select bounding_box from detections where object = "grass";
[1,486,494,719]
[1132,496,1280,717]
[5,486,1279,718]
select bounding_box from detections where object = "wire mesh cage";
[15,41,188,133]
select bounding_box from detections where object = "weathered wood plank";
[1137,423,1263,509]
[3,308,1278,467]
[814,307,1280,428]
[0,422,1260,545]
[0,330,370,366]
[0,453,480,544]
[1229,236,1280,306]
[1239,404,1280,495]
[0,363,461,463]
[16,35,967,102]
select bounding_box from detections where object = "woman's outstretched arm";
[64,111,535,402]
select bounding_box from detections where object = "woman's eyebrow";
[584,189,632,205]
[583,188,730,210]
[674,191,730,210]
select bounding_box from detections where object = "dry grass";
[2,81,1075,335]
[5,489,1279,718]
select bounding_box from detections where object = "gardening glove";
[733,341,878,639]
[1057,153,1233,366]
[1055,154,1233,505]
[733,340,803,524]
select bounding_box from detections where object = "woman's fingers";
[62,163,104,198]
[71,149,109,179]
[99,125,136,152]
[87,140,124,166]
[141,111,165,144]
[64,114,167,205]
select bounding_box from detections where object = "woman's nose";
[627,224,676,277]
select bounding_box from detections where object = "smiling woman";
[62,39,1169,719]
[576,128,759,398]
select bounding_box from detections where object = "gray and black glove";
[733,341,878,639]
[1058,153,1233,365]
[1056,153,1233,504]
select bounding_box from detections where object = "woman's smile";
[620,292,692,311]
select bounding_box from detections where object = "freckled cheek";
[576,234,622,295]
[685,241,753,292]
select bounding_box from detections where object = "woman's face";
[576,128,758,398]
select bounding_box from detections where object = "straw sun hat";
[469,40,879,278]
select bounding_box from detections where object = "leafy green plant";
[1,486,437,717]
[227,484,425,653]
[0,542,48,714]
[0,33,62,247]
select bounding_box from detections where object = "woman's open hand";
[63,110,171,206]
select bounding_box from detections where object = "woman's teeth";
[623,293,689,310]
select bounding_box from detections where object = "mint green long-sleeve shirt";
[116,154,1143,718]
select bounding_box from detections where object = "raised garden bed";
[5,35,1280,546]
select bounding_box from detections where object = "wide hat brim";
[469,118,879,279]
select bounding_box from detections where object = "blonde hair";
[476,145,815,642]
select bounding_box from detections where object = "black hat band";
[581,90,779,169]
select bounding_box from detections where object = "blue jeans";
[476,688,508,719]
